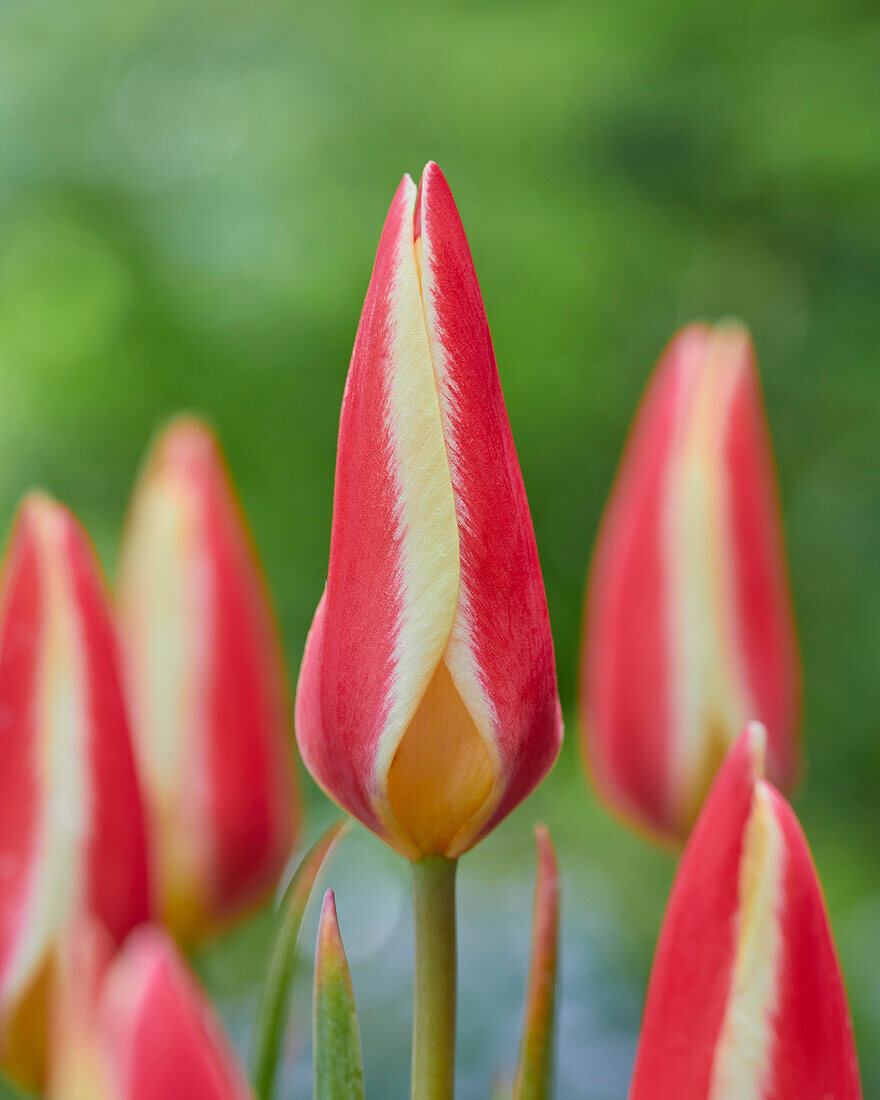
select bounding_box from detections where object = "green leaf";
[0,1074,32,1100]
[250,819,348,1100]
[513,825,560,1100]
[313,890,365,1100]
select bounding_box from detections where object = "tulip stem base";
[410,856,457,1100]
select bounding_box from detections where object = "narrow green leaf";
[513,824,560,1100]
[250,819,348,1100]
[313,890,365,1100]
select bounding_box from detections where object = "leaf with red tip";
[249,820,347,1100]
[629,724,862,1100]
[513,825,560,1100]
[313,891,364,1100]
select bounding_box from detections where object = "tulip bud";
[295,163,562,860]
[49,924,253,1100]
[580,322,800,841]
[0,494,150,1089]
[48,919,115,1100]
[117,417,299,942]
[629,724,862,1099]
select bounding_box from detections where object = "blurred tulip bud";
[49,924,253,1100]
[48,918,115,1100]
[581,322,800,841]
[0,494,151,1089]
[629,724,862,1100]
[296,162,562,860]
[117,417,299,943]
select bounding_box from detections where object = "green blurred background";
[1,0,878,1096]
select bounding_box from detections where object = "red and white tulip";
[581,322,800,841]
[49,923,252,1100]
[0,494,150,1088]
[117,417,299,942]
[295,162,563,860]
[629,724,862,1100]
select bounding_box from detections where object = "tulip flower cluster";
[0,426,299,1091]
[0,160,863,1100]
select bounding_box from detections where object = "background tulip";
[581,322,800,841]
[117,417,299,943]
[295,162,563,862]
[49,924,253,1100]
[0,494,150,1089]
[48,919,115,1100]
[629,724,861,1099]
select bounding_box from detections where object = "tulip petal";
[313,891,365,1100]
[99,927,252,1100]
[0,495,150,1088]
[117,418,298,938]
[722,345,800,791]
[48,919,116,1100]
[628,724,862,1100]
[513,825,559,1100]
[582,323,800,840]
[296,175,461,856]
[416,162,563,852]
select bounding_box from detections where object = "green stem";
[410,856,458,1100]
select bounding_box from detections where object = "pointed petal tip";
[114,923,175,977]
[716,313,749,329]
[148,412,221,474]
[17,486,58,514]
[664,316,754,377]
[714,315,753,344]
[14,489,70,538]
[673,318,714,340]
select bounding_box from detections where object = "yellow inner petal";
[387,661,493,856]
[681,708,733,835]
[1,961,50,1091]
